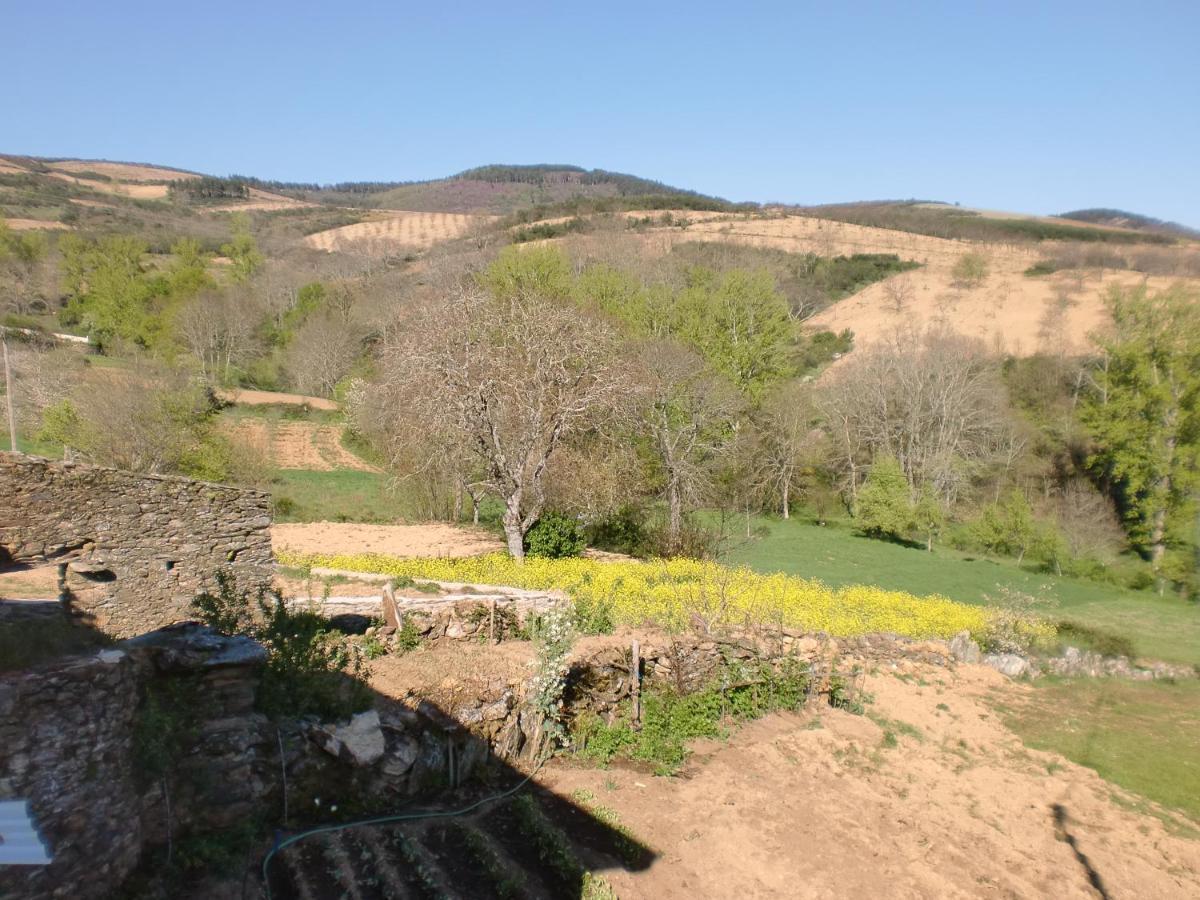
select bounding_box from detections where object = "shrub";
[587,505,650,556]
[952,252,989,287]
[524,511,586,559]
[190,574,371,719]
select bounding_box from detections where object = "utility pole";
[2,330,16,453]
[1,328,16,453]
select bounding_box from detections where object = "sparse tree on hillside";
[883,274,914,313]
[377,283,626,559]
[952,252,989,288]
[1081,284,1200,588]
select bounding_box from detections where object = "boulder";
[316,710,386,766]
[948,631,982,665]
[982,652,1030,678]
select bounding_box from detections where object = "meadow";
[726,516,1200,666]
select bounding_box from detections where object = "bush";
[190,572,372,719]
[587,505,650,556]
[952,252,989,287]
[524,511,586,559]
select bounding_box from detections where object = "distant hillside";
[1059,208,1199,240]
[800,201,1177,246]
[235,164,735,215]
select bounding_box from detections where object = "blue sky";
[5,1,1198,224]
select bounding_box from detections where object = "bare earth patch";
[218,388,337,410]
[228,419,377,472]
[272,522,504,558]
[541,664,1200,899]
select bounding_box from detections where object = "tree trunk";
[782,480,790,519]
[667,476,683,549]
[926,533,933,552]
[503,494,525,560]
[453,481,464,522]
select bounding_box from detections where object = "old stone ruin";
[0,453,273,636]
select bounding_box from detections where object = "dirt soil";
[227,419,377,472]
[272,522,505,557]
[218,388,338,410]
[0,565,60,600]
[540,664,1200,899]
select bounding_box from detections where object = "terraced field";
[304,211,496,254]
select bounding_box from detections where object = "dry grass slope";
[304,211,497,254]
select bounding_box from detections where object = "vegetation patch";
[277,550,997,641]
[1002,678,1200,824]
[573,658,812,774]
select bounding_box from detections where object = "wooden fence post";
[631,639,642,730]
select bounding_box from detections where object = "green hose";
[260,754,548,899]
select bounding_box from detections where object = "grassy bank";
[725,517,1200,665]
[1000,678,1200,826]
[269,469,397,523]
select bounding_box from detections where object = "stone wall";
[0,625,273,900]
[0,453,273,637]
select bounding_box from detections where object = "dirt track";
[272,521,504,557]
[541,664,1200,899]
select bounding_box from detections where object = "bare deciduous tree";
[284,316,362,398]
[377,287,627,558]
[819,327,1013,503]
[754,381,824,518]
[177,290,260,383]
[635,340,741,546]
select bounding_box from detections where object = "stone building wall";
[0,453,273,637]
[0,626,273,900]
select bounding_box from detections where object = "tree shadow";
[1051,803,1111,900]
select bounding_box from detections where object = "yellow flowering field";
[278,550,996,641]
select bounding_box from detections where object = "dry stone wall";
[0,453,273,637]
[0,625,273,900]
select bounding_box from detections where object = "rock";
[381,733,421,777]
[316,710,386,766]
[948,631,981,664]
[982,653,1030,678]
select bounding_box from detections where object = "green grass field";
[724,516,1200,665]
[999,678,1200,826]
[269,468,398,523]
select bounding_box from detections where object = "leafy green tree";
[1081,284,1200,588]
[481,245,572,300]
[855,455,912,540]
[970,490,1040,563]
[61,234,162,348]
[911,485,946,551]
[220,216,264,283]
[675,268,795,398]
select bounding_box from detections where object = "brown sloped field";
[540,664,1200,899]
